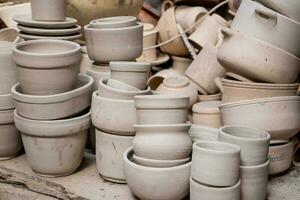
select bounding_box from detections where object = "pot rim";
[0,108,14,124]
[189,124,218,134]
[240,159,269,169]
[133,154,190,164]
[193,141,241,155]
[270,139,295,149]
[95,128,134,139]
[84,22,143,31]
[190,177,241,191]
[89,16,137,26]
[134,123,191,132]
[192,101,221,114]
[110,61,151,72]
[93,91,134,103]
[134,94,189,109]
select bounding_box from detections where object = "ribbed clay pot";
[192,101,222,128]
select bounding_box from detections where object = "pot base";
[0,152,20,161]
[33,168,78,178]
[99,174,126,184]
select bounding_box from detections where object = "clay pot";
[98,79,151,100]
[96,129,133,183]
[220,96,300,140]
[217,28,300,84]
[89,16,137,28]
[0,93,14,110]
[171,56,192,74]
[189,124,219,142]
[110,61,151,90]
[79,46,93,74]
[11,74,93,120]
[133,123,192,160]
[87,63,111,91]
[134,95,189,124]
[13,40,81,95]
[191,141,241,187]
[147,68,180,90]
[91,91,136,135]
[188,14,229,50]
[31,0,66,21]
[107,79,140,91]
[232,0,300,58]
[132,154,190,168]
[156,76,198,107]
[192,101,222,128]
[84,23,143,63]
[216,78,299,104]
[0,109,22,160]
[0,3,31,29]
[157,6,189,56]
[141,27,158,61]
[185,44,225,94]
[190,178,241,200]
[219,125,271,166]
[228,0,242,12]
[198,93,221,102]
[14,110,90,177]
[123,147,191,200]
[225,72,254,82]
[240,160,269,200]
[268,140,294,175]
[0,28,20,43]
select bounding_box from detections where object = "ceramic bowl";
[0,93,14,110]
[134,95,189,124]
[107,79,140,91]
[96,129,134,183]
[190,178,241,200]
[13,39,81,95]
[14,109,90,177]
[132,154,190,168]
[89,16,137,28]
[216,78,299,104]
[0,109,22,160]
[192,101,222,128]
[219,125,271,166]
[217,28,300,84]
[220,96,300,140]
[189,124,219,142]
[123,147,191,200]
[31,0,67,21]
[91,91,136,135]
[269,140,294,175]
[110,61,151,89]
[87,63,111,91]
[240,160,269,200]
[133,123,192,160]
[198,93,221,102]
[98,78,151,100]
[84,23,143,63]
[191,141,240,187]
[0,28,19,43]
[11,74,93,120]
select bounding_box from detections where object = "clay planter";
[0,28,19,43]
[217,28,300,84]
[198,93,221,102]
[98,79,151,100]
[132,154,190,168]
[190,178,241,200]
[11,74,93,120]
[0,109,22,160]
[0,42,17,94]
[96,129,133,183]
[133,123,192,160]
[189,124,219,142]
[216,78,299,104]
[91,91,136,135]
[185,44,225,94]
[240,160,269,200]
[192,101,222,128]
[123,147,191,200]
[220,96,300,140]
[172,56,192,74]
[87,63,111,91]
[232,0,300,58]
[84,23,143,63]
[107,79,140,91]
[14,110,90,177]
[191,141,240,187]
[31,0,67,21]
[89,16,137,28]
[219,125,271,166]
[13,40,81,95]
[110,61,151,90]
[268,140,294,175]
[0,93,14,110]
[134,95,189,124]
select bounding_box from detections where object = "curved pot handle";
[254,7,278,26]
[161,0,174,14]
[214,77,224,93]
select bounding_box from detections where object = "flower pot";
[198,93,221,102]
[192,101,222,128]
[172,56,192,74]
[87,63,111,91]
[132,154,190,168]
[31,0,67,21]
[189,124,219,142]
[89,16,137,28]
[0,93,14,110]
[107,79,140,92]
[13,39,81,95]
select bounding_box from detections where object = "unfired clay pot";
[133,123,192,160]
[192,101,222,128]
[171,56,192,74]
[91,91,136,135]
[132,154,190,168]
[31,0,67,21]
[123,147,191,200]
[189,124,219,142]
[87,63,111,91]
[220,96,300,140]
[147,68,180,90]
[134,95,189,125]
[89,16,137,28]
[13,39,81,95]
[110,61,151,90]
[219,125,271,166]
[96,129,133,183]
[198,93,221,102]
[79,46,93,74]
[107,79,140,92]
[191,141,240,187]
[14,110,90,177]
[0,109,22,160]
[0,28,19,43]
[0,93,14,110]
[11,74,93,120]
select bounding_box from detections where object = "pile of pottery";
[13,0,81,41]
[11,39,93,177]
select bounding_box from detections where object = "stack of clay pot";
[11,39,93,177]
[123,94,192,200]
[13,0,81,41]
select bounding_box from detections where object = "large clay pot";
[31,0,67,21]
[0,93,14,110]
[189,124,219,142]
